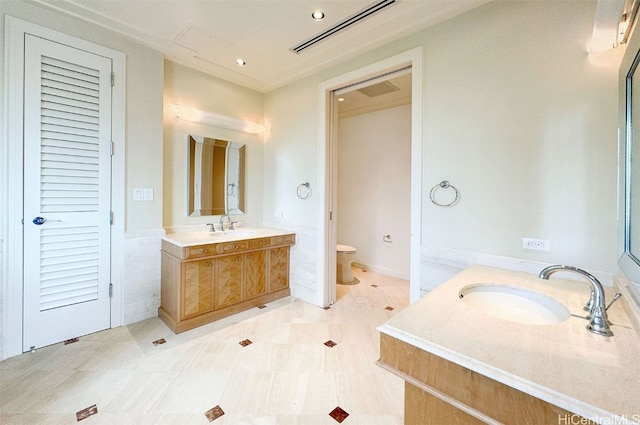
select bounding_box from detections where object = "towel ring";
[429,180,459,207]
[297,182,311,200]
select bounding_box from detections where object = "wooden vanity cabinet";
[159,233,294,333]
[378,334,595,425]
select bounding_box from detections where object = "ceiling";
[30,0,490,93]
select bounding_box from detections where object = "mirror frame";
[187,135,246,217]
[619,15,640,284]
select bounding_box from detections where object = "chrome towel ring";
[429,180,459,207]
[297,182,311,200]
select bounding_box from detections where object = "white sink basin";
[163,230,257,245]
[209,230,255,238]
[458,284,570,325]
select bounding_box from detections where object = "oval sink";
[209,230,255,238]
[458,284,570,325]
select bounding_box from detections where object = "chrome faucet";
[219,213,230,231]
[538,265,613,337]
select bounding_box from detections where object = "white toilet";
[337,244,358,284]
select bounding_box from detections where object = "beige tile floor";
[0,267,409,424]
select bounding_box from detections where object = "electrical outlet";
[522,238,550,251]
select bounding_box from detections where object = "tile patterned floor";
[0,267,409,424]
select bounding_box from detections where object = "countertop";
[161,226,295,248]
[378,265,640,424]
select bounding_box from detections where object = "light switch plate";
[143,188,154,201]
[133,189,143,201]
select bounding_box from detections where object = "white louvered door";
[23,34,113,351]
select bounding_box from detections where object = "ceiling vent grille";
[290,0,397,54]
[358,80,399,97]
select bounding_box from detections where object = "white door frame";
[316,47,423,307]
[2,16,126,359]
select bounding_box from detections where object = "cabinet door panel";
[183,259,213,318]
[245,250,267,299]
[269,247,290,292]
[216,255,243,308]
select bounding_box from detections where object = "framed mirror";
[187,135,246,216]
[619,18,640,284]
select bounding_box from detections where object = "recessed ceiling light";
[236,58,246,66]
[312,10,325,21]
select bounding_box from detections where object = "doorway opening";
[316,48,423,307]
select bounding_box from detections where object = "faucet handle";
[606,293,622,311]
[206,223,215,232]
[230,221,237,230]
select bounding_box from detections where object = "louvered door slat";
[42,55,100,76]
[42,152,99,165]
[41,252,98,267]
[41,228,98,243]
[41,258,98,273]
[41,100,99,119]
[40,138,99,152]
[41,122,98,137]
[41,85,100,105]
[41,147,99,160]
[42,116,99,133]
[42,108,99,126]
[41,246,99,260]
[41,78,99,98]
[42,64,99,86]
[42,159,99,171]
[42,167,99,178]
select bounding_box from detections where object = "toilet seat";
[337,244,357,253]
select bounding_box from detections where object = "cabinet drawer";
[185,245,216,259]
[249,237,271,249]
[272,234,295,245]
[215,240,248,254]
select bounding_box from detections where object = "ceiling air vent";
[358,80,399,97]
[290,0,397,54]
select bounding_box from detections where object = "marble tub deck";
[0,268,409,425]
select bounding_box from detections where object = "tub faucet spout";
[538,265,613,337]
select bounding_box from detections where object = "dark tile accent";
[204,405,225,422]
[385,306,395,311]
[64,337,79,345]
[76,404,98,422]
[324,340,337,348]
[371,284,378,288]
[256,304,267,309]
[152,338,166,346]
[239,339,253,347]
[329,406,349,423]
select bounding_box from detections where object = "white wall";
[264,0,620,303]
[163,61,265,230]
[337,105,411,279]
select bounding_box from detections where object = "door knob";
[32,217,61,225]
